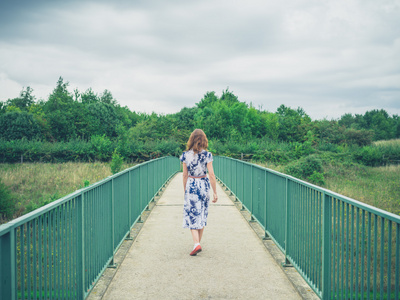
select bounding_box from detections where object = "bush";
[110,150,124,174]
[0,179,16,219]
[354,146,383,166]
[307,171,325,186]
[91,135,114,161]
[284,155,324,180]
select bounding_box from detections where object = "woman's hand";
[212,193,218,203]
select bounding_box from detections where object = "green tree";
[276,105,310,142]
[5,86,36,111]
[81,88,99,104]
[0,111,42,140]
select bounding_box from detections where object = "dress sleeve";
[179,152,186,163]
[206,152,213,164]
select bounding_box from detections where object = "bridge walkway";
[88,173,313,300]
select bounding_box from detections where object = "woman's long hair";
[186,129,208,153]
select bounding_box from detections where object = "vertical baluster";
[395,223,399,300]
[360,210,365,300]
[332,198,336,298]
[367,213,372,300]
[345,203,349,299]
[373,214,378,299]
[379,217,384,300]
[45,214,48,300]
[355,207,360,299]
[58,206,62,299]
[350,206,354,299]
[39,216,43,300]
[62,204,66,299]
[387,220,392,300]
[27,222,31,300]
[340,201,345,299]
[21,225,25,300]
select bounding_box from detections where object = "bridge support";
[108,258,117,269]
[281,258,293,268]
[125,231,133,241]
[263,231,271,240]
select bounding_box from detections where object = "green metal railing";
[214,156,400,300]
[0,156,180,300]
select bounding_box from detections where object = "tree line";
[1,77,399,166]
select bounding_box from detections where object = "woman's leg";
[190,229,200,244]
[198,228,204,242]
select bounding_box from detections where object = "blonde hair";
[186,129,208,153]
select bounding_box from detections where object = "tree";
[0,111,41,140]
[276,105,309,142]
[44,77,77,141]
[81,88,99,104]
[196,91,218,109]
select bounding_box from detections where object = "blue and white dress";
[180,150,213,229]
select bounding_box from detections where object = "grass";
[0,161,136,223]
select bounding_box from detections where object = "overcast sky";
[0,0,399,120]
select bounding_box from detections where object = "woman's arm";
[182,163,188,191]
[207,162,218,203]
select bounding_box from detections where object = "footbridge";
[1,156,399,299]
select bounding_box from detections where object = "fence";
[214,156,400,300]
[0,156,180,300]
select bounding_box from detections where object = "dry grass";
[373,139,400,146]
[0,162,136,221]
[325,164,400,215]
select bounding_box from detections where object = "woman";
[180,129,218,256]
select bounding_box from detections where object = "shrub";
[354,146,383,166]
[307,171,325,186]
[284,155,324,180]
[110,150,124,174]
[90,135,114,161]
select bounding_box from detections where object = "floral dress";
[180,150,213,229]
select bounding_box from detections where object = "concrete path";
[99,173,302,299]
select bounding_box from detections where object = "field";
[0,162,136,223]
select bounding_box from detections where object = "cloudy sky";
[0,0,399,120]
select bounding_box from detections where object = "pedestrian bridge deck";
[88,173,315,300]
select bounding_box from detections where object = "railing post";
[126,170,133,240]
[80,192,85,299]
[283,177,291,267]
[322,193,331,300]
[109,178,117,268]
[263,170,271,240]
[0,226,16,300]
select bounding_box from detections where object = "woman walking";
[180,129,218,256]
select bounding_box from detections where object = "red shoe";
[190,245,202,256]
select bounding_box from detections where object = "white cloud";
[0,0,399,119]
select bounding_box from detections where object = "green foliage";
[110,150,124,174]
[0,111,42,140]
[5,86,36,110]
[307,171,325,186]
[1,77,399,168]
[91,135,114,161]
[284,155,324,181]
[0,178,16,219]
[353,146,383,166]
